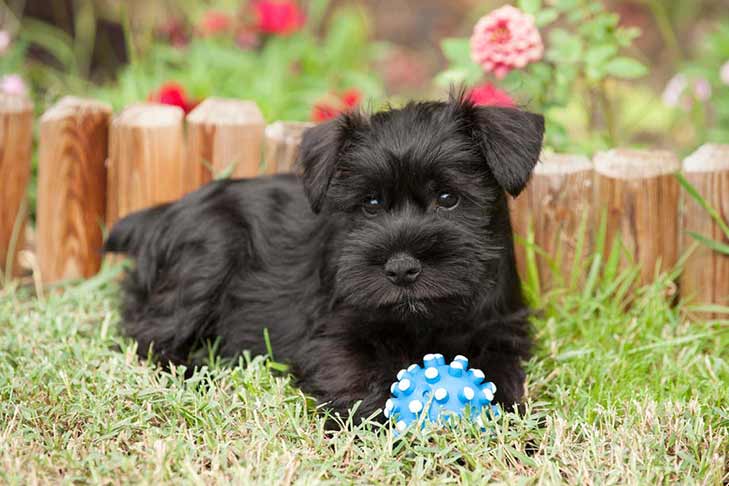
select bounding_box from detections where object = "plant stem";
[644,0,683,65]
[599,80,617,147]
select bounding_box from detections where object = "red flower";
[254,1,305,35]
[311,103,341,122]
[341,89,362,108]
[200,11,233,36]
[467,83,516,108]
[148,82,198,113]
[311,89,363,122]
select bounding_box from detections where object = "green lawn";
[1,261,727,484]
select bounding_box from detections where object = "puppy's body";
[107,96,543,422]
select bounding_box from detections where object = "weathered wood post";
[594,149,681,284]
[510,153,594,288]
[0,93,33,278]
[264,121,314,174]
[37,97,111,283]
[680,144,729,314]
[107,103,186,227]
[186,98,265,191]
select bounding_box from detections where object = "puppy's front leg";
[292,337,400,427]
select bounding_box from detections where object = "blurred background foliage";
[0,0,728,155]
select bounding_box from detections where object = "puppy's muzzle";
[384,253,422,286]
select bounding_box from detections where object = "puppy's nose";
[384,253,422,286]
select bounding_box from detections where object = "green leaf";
[604,57,647,79]
[554,0,579,11]
[433,65,482,88]
[546,29,583,64]
[585,44,618,67]
[535,8,559,27]
[616,27,642,47]
[441,38,473,67]
[214,160,238,180]
[518,0,542,15]
[676,173,729,238]
[688,232,729,256]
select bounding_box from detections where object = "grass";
[1,258,728,485]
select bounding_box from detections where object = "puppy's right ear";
[296,114,362,213]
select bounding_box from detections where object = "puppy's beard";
[390,294,436,318]
[332,268,479,317]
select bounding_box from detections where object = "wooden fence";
[1,94,727,314]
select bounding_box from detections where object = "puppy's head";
[297,93,544,318]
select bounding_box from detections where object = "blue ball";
[384,354,498,433]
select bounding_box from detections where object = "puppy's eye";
[436,192,460,210]
[363,196,383,216]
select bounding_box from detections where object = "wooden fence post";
[37,97,111,283]
[0,94,33,279]
[510,153,594,288]
[264,121,314,174]
[107,103,185,227]
[680,144,729,314]
[186,98,265,191]
[594,149,681,284]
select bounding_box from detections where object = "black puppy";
[105,92,544,423]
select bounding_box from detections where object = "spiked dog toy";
[384,354,498,433]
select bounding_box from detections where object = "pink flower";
[662,74,712,110]
[662,74,688,108]
[0,30,10,55]
[236,30,260,50]
[720,61,729,86]
[199,11,233,36]
[254,1,305,35]
[0,74,27,97]
[467,83,516,107]
[470,5,543,79]
[158,17,189,48]
[693,78,712,102]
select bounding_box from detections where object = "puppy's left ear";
[296,113,363,213]
[471,106,544,197]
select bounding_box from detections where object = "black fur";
[105,93,545,424]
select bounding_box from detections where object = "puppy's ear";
[296,113,362,213]
[470,106,544,197]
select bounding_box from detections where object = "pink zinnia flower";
[720,61,729,86]
[0,30,11,55]
[470,5,544,79]
[467,83,516,107]
[254,1,305,36]
[0,74,27,96]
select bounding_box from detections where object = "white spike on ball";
[408,399,423,413]
[424,367,438,379]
